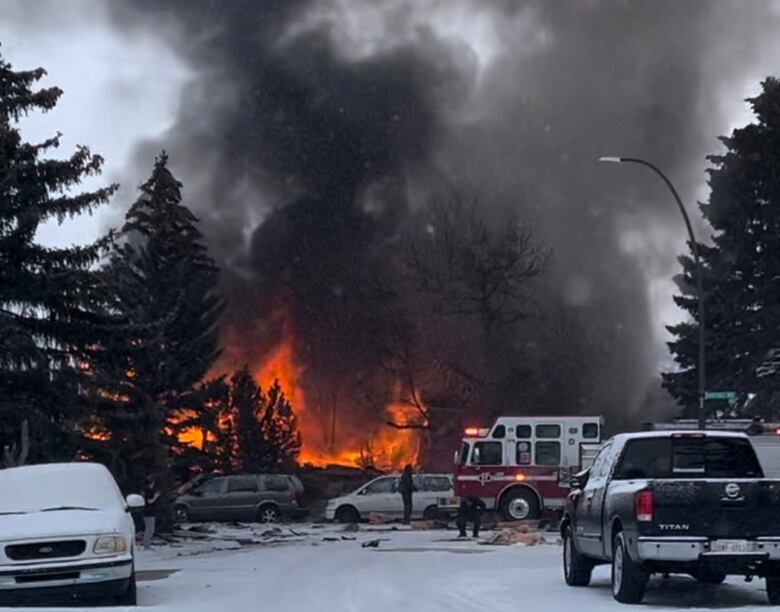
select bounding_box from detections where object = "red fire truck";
[443,415,604,521]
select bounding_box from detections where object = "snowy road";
[4,525,774,611]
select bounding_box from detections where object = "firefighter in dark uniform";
[457,495,486,538]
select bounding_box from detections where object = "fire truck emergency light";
[464,427,479,436]
[515,473,526,482]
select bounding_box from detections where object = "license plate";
[711,539,749,553]
[439,496,460,507]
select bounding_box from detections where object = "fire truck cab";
[447,415,604,521]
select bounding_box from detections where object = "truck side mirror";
[454,450,459,465]
[570,469,589,490]
[126,494,145,511]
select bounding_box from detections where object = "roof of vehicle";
[210,473,299,478]
[609,430,749,443]
[0,462,123,514]
[494,415,604,420]
[0,461,112,478]
[372,473,452,477]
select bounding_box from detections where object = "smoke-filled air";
[96,0,780,469]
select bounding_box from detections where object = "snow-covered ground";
[3,523,773,611]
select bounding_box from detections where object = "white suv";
[0,462,143,606]
[325,473,453,523]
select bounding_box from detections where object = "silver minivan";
[173,474,308,523]
[324,473,453,523]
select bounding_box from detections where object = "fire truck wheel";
[562,526,593,586]
[499,488,540,521]
[335,505,360,524]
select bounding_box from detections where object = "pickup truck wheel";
[612,532,647,604]
[563,526,593,586]
[767,576,780,604]
[500,488,540,521]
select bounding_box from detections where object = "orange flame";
[179,308,423,471]
[250,318,422,470]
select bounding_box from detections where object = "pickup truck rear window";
[614,437,763,479]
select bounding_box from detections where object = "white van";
[0,462,143,606]
[325,473,453,522]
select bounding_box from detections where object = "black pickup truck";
[561,431,780,604]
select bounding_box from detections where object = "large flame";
[176,308,423,470]
[253,330,422,470]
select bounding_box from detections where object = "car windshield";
[0,464,124,515]
[614,436,764,480]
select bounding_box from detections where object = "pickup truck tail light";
[634,489,654,522]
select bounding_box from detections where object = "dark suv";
[173,474,308,523]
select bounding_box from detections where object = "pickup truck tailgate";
[650,480,780,538]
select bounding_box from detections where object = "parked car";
[0,462,144,607]
[325,473,453,523]
[173,474,308,523]
[561,431,780,604]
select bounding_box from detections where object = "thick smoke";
[107,0,780,441]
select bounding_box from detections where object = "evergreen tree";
[232,368,267,472]
[664,78,780,419]
[255,379,302,470]
[0,53,117,461]
[169,377,233,480]
[88,153,222,492]
[210,367,302,472]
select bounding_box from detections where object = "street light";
[598,156,706,430]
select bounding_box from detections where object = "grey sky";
[0,0,188,246]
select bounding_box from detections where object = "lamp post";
[599,156,706,429]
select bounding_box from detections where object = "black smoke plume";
[107,1,780,445]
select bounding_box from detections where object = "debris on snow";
[481,528,544,546]
[368,512,394,524]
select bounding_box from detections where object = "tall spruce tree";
[0,53,117,462]
[89,153,222,491]
[209,368,302,473]
[664,78,780,419]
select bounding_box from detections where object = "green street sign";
[704,391,738,400]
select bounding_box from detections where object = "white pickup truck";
[0,462,144,606]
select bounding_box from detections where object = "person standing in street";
[399,465,416,525]
[142,475,161,550]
